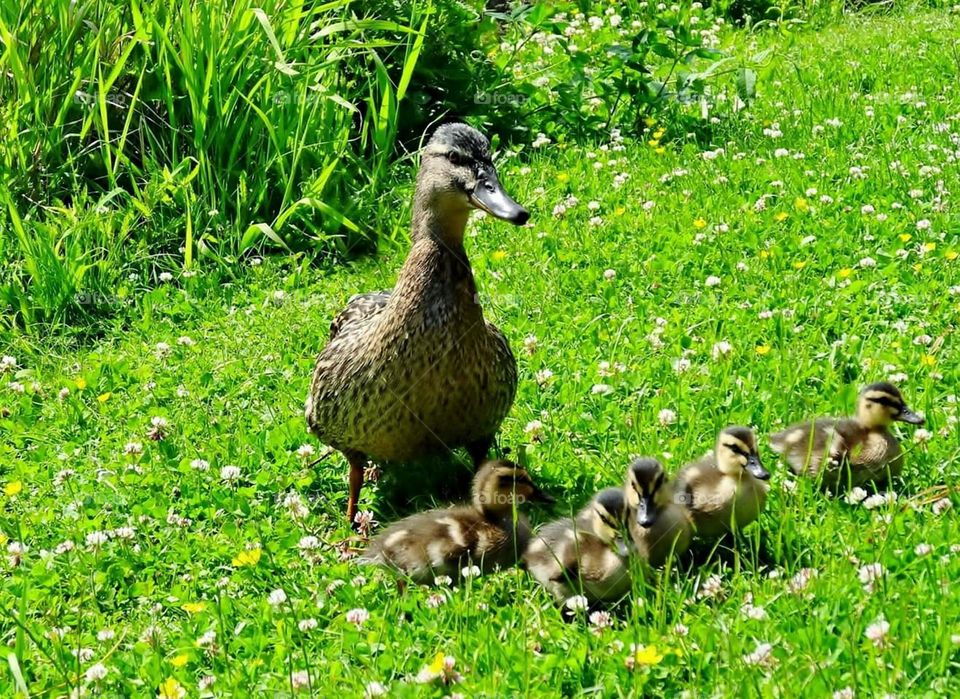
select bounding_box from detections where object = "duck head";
[580,487,629,556]
[415,124,529,239]
[716,426,769,481]
[625,457,669,529]
[472,459,553,515]
[856,382,924,428]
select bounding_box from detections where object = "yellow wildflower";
[759,250,771,260]
[75,378,87,390]
[557,172,570,184]
[793,261,807,270]
[912,263,922,273]
[774,212,788,222]
[653,128,666,139]
[655,147,665,155]
[946,250,958,261]
[693,218,707,229]
[899,233,912,243]
[232,548,262,567]
[170,654,189,668]
[920,354,936,367]
[182,602,206,614]
[644,117,657,127]
[634,644,665,665]
[838,268,853,278]
[491,250,507,262]
[427,652,445,675]
[922,242,936,252]
[615,206,626,216]
[158,678,184,699]
[97,392,112,403]
[794,197,809,211]
[4,481,23,497]
[755,345,772,356]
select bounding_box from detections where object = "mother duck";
[306,123,530,524]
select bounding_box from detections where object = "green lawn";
[3,8,960,697]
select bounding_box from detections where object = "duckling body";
[674,426,770,539]
[305,124,529,521]
[770,382,923,491]
[524,489,632,605]
[361,460,550,583]
[625,459,693,566]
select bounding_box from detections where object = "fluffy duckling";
[360,460,552,583]
[523,488,632,605]
[770,381,924,491]
[673,426,770,538]
[625,458,693,566]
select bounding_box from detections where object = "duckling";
[673,426,770,538]
[523,488,632,605]
[360,460,552,583]
[770,382,924,491]
[305,123,530,523]
[625,458,693,566]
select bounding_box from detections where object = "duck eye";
[447,150,464,166]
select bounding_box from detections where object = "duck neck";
[392,195,478,309]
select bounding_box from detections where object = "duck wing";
[770,418,858,475]
[329,290,391,341]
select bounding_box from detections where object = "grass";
[3,6,960,697]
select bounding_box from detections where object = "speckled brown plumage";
[305,124,527,521]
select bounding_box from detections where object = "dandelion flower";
[158,678,186,699]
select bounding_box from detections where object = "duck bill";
[530,486,555,504]
[469,170,529,225]
[635,496,658,528]
[745,455,770,481]
[896,407,924,425]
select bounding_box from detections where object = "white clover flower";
[564,595,590,612]
[743,642,776,668]
[290,670,310,690]
[461,565,482,579]
[603,268,616,280]
[296,444,315,459]
[589,610,612,628]
[220,465,241,483]
[364,681,388,698]
[705,275,722,288]
[865,618,890,647]
[96,629,115,642]
[434,575,453,587]
[833,687,854,699]
[591,383,614,395]
[658,409,677,426]
[711,341,733,360]
[298,618,318,633]
[268,589,287,606]
[914,543,932,556]
[523,334,538,354]
[190,458,210,471]
[524,419,544,442]
[85,663,108,682]
[932,498,953,515]
[86,531,109,549]
[197,630,217,647]
[914,428,932,443]
[858,563,885,591]
[845,487,868,504]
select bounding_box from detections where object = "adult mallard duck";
[305,123,529,523]
[769,381,924,491]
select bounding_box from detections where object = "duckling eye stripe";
[867,396,902,409]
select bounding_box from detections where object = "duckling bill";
[305,123,530,524]
[770,382,924,491]
[360,460,552,583]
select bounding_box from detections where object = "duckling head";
[856,382,924,428]
[582,487,629,556]
[716,426,770,481]
[624,457,668,529]
[416,123,529,234]
[472,459,553,515]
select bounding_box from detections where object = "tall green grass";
[0,0,430,330]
